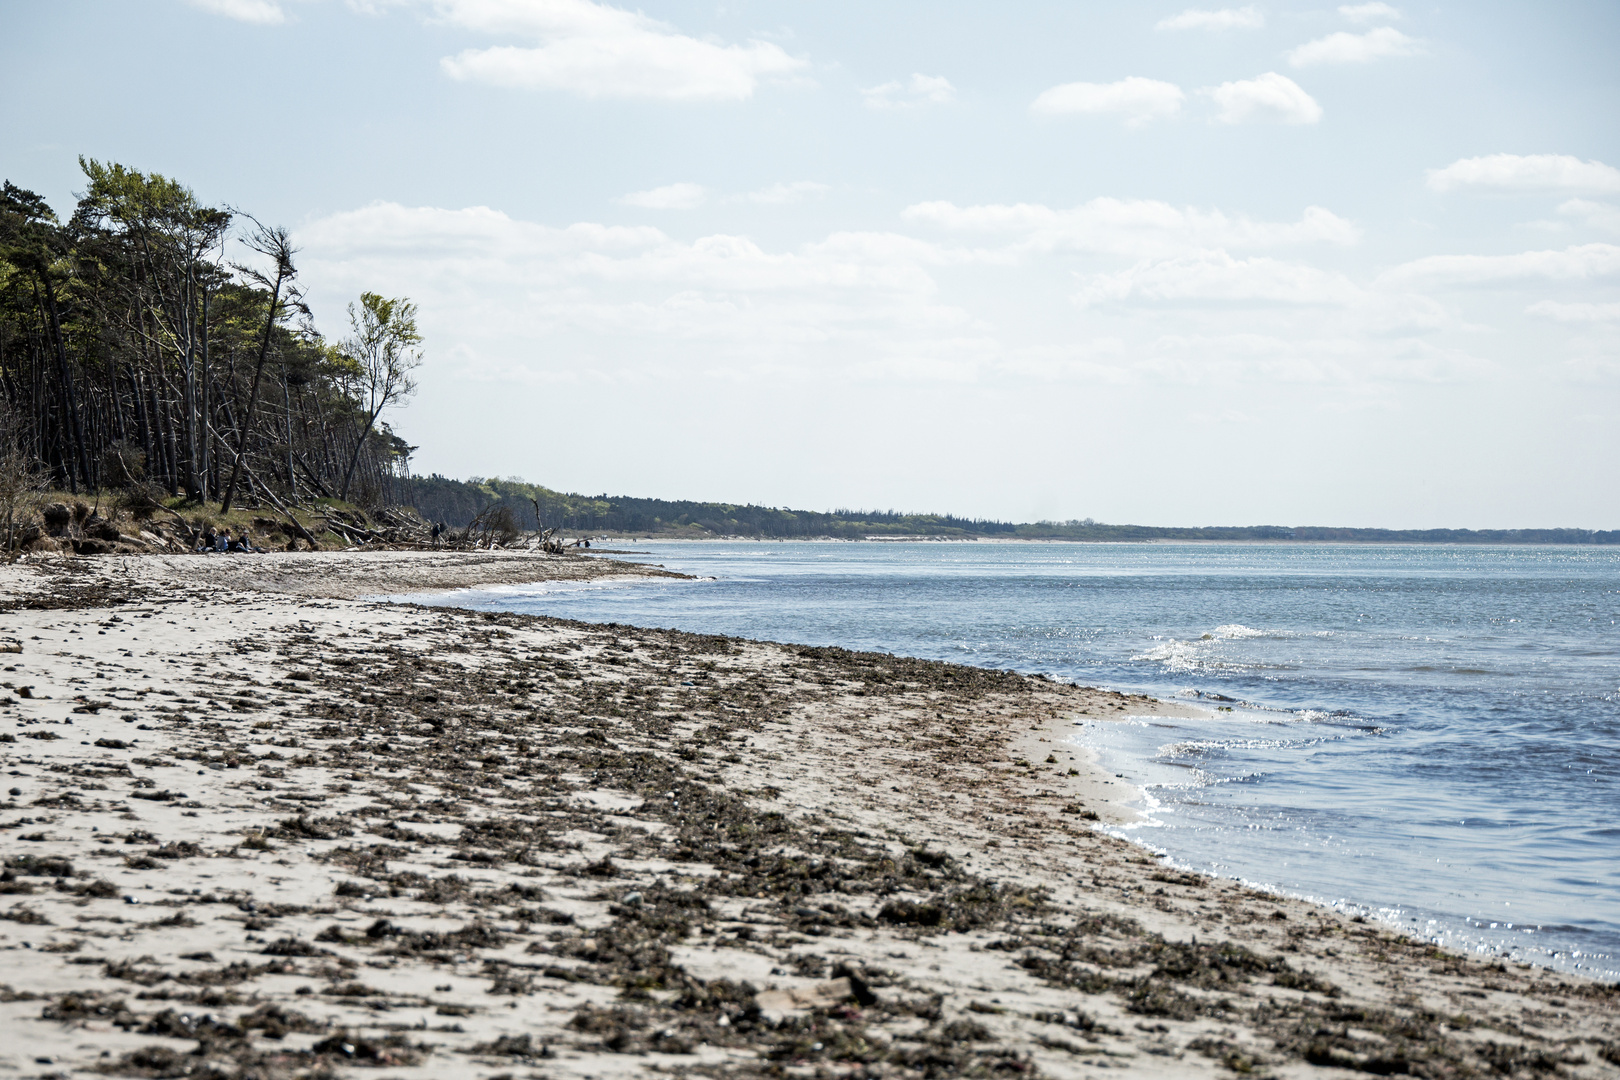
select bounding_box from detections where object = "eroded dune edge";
[1,552,1615,1080]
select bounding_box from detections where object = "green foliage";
[2,159,420,507]
[407,475,1018,538]
[406,475,1620,544]
[77,157,202,226]
[336,292,422,500]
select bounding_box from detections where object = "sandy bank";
[39,548,690,601]
[0,552,1615,1080]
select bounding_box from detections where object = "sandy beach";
[0,550,1615,1080]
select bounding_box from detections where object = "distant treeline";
[405,475,1620,544]
[406,475,1013,539]
[1017,523,1620,544]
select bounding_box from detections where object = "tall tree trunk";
[39,277,90,491]
[339,410,380,503]
[221,257,288,513]
[199,286,211,500]
[158,373,179,495]
[112,364,129,446]
[281,367,296,502]
[132,367,153,476]
[181,341,198,499]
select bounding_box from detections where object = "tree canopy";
[0,158,419,508]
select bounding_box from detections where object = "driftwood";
[256,481,323,549]
[530,495,566,554]
[151,496,578,553]
[153,502,201,545]
[451,505,504,549]
[292,453,335,499]
[316,505,436,548]
[434,503,568,551]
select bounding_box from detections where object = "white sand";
[1,551,1614,1080]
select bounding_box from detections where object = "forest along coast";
[1,553,1616,1080]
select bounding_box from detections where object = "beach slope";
[1,552,1615,1079]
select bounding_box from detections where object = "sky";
[4,0,1618,528]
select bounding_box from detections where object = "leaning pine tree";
[0,156,423,524]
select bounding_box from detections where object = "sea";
[406,541,1620,982]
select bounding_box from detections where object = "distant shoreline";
[584,533,1620,546]
[408,476,1620,545]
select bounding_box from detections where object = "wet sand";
[1,551,1615,1079]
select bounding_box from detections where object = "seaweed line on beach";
[0,554,1616,1080]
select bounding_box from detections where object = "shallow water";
[411,541,1620,980]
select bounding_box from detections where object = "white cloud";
[1338,2,1401,23]
[1202,72,1321,124]
[292,200,1453,397]
[1288,27,1422,66]
[291,194,1616,524]
[618,183,706,210]
[1426,154,1620,194]
[1526,300,1620,323]
[1560,356,1620,384]
[1378,243,1620,287]
[1559,199,1620,234]
[302,205,1440,406]
[860,74,956,110]
[1004,334,1491,390]
[1155,6,1264,31]
[294,202,988,384]
[345,0,413,13]
[1030,77,1184,126]
[1075,250,1363,307]
[902,198,1359,257]
[435,0,807,101]
[188,0,286,24]
[1116,334,1492,386]
[746,181,831,205]
[299,202,666,260]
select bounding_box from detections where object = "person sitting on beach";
[215,528,231,553]
[231,530,258,554]
[197,526,217,553]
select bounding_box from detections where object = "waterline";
[412,540,1620,981]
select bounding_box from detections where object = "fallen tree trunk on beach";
[255,482,323,550]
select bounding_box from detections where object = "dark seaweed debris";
[13,581,1618,1079]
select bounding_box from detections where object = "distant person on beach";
[197,527,217,553]
[431,522,444,546]
[215,529,231,553]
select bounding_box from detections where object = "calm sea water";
[408,541,1620,981]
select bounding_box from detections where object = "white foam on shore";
[1066,702,1620,984]
[1212,623,1271,639]
[372,573,701,607]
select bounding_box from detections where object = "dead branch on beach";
[2,478,581,556]
[317,504,435,548]
[313,503,564,552]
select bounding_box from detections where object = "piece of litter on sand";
[755,977,856,1020]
